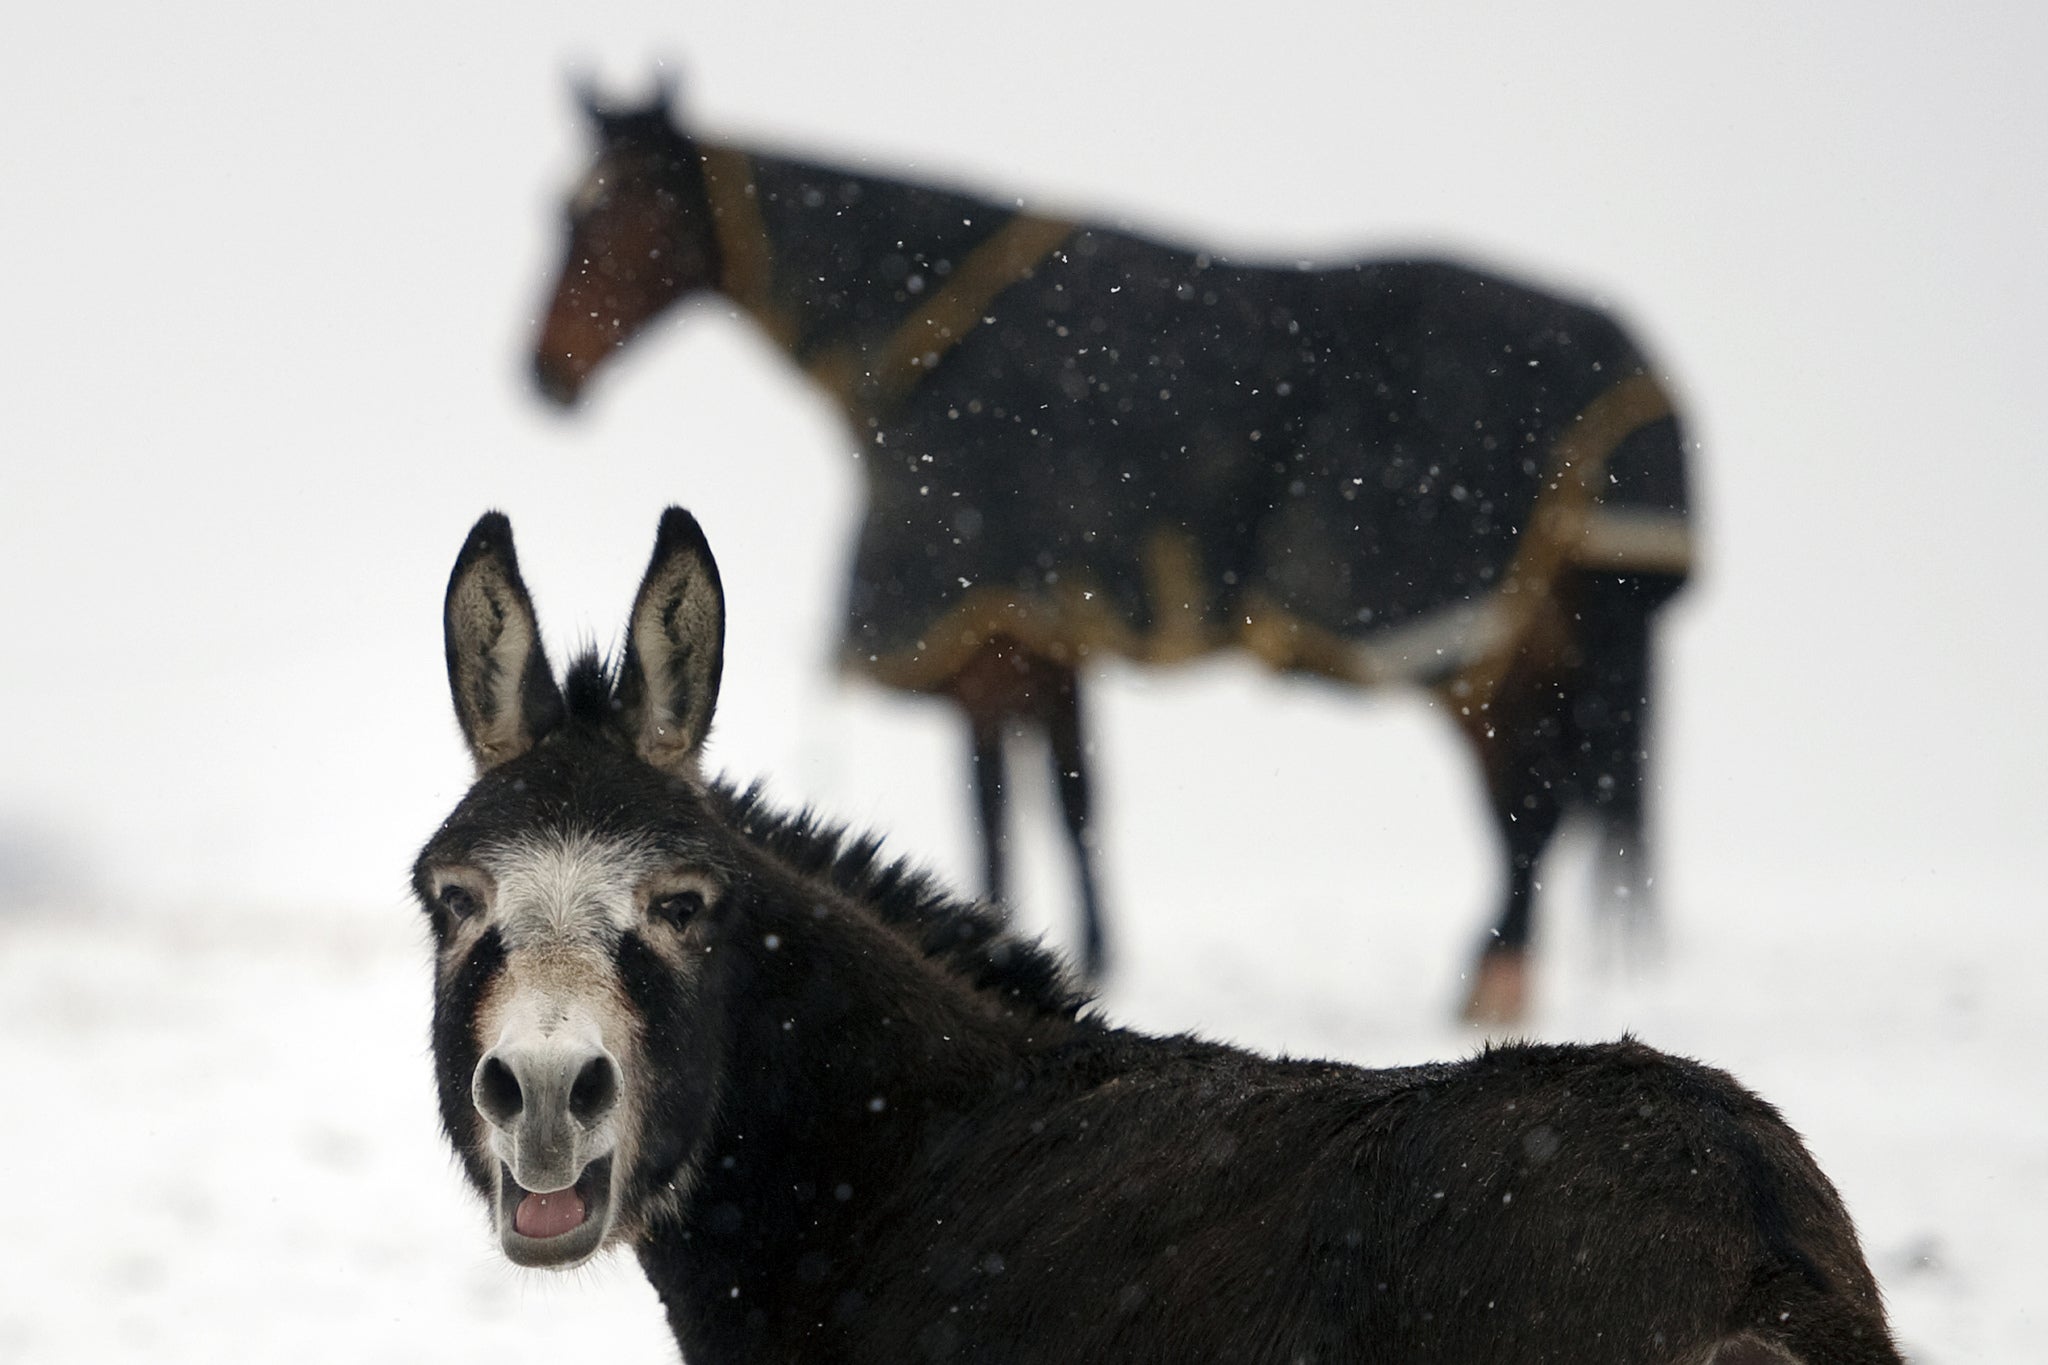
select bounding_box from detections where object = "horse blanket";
[699,147,1693,694]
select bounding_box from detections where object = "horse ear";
[651,68,681,122]
[444,513,565,773]
[617,507,725,777]
[571,74,611,129]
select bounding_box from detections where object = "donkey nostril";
[569,1053,620,1126]
[475,1054,524,1126]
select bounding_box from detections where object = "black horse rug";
[690,147,1692,700]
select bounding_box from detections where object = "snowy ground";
[1,733,2042,1363]
[4,3,2045,1362]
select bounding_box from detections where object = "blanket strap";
[807,213,1076,418]
[700,145,802,352]
[1445,373,1682,712]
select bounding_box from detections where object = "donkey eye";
[649,889,707,927]
[436,883,482,921]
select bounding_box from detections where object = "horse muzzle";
[533,350,591,407]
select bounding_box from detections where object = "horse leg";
[1463,738,1566,1026]
[966,705,1012,910]
[1450,628,1572,1026]
[951,640,1105,975]
[1043,663,1107,981]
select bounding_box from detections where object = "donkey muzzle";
[471,1021,623,1267]
[473,1033,620,1184]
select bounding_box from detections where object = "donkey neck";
[697,139,1073,423]
[708,859,1071,1164]
[638,855,1077,1356]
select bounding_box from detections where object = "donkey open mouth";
[494,1154,614,1266]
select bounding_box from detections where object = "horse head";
[533,83,720,406]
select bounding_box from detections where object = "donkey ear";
[616,507,725,776]
[444,513,565,772]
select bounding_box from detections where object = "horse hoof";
[1460,951,1530,1027]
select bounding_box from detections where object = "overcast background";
[2,4,2043,1361]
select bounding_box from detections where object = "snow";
[2,4,2044,1362]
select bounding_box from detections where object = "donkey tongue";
[513,1186,588,1239]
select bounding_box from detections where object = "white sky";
[2,2,2043,919]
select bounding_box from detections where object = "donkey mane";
[560,649,1089,1021]
[561,648,622,724]
[715,785,1091,1019]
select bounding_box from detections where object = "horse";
[414,506,1894,1365]
[529,85,1695,1023]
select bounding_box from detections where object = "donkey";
[415,507,1895,1365]
[530,86,1695,1021]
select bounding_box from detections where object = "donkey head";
[533,83,721,406]
[415,508,732,1268]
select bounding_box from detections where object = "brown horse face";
[533,119,719,406]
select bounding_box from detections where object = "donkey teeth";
[513,1184,589,1239]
